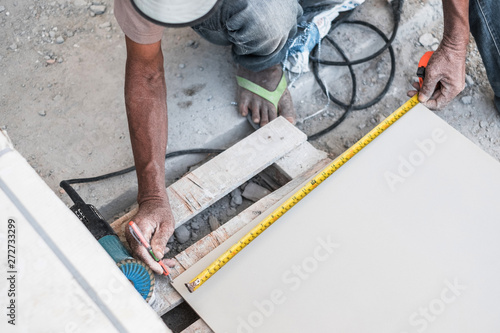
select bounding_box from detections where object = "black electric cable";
[313,24,396,111]
[61,148,224,185]
[307,0,402,141]
[60,149,223,205]
[308,22,397,141]
[310,0,402,67]
[308,37,357,141]
[60,0,402,205]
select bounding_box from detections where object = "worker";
[114,0,499,275]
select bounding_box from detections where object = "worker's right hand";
[125,198,177,275]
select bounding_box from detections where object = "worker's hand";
[125,198,177,275]
[407,42,467,110]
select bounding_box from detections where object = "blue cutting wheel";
[118,259,155,302]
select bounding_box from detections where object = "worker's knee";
[227,0,302,57]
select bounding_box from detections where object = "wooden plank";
[181,319,213,333]
[151,157,331,316]
[274,141,328,179]
[111,117,307,244]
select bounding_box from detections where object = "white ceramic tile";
[173,104,500,333]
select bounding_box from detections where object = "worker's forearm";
[442,0,470,49]
[125,48,168,204]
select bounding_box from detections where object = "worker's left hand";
[407,41,467,110]
[125,198,177,275]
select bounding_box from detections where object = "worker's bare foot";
[237,64,295,127]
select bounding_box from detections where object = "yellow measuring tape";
[186,95,420,292]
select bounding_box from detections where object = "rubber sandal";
[236,73,287,130]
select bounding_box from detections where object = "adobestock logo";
[234,235,340,333]
[385,128,447,192]
[400,278,466,333]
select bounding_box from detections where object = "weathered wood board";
[111,117,307,245]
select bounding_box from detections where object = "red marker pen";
[128,221,172,281]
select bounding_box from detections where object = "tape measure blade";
[186,95,420,292]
